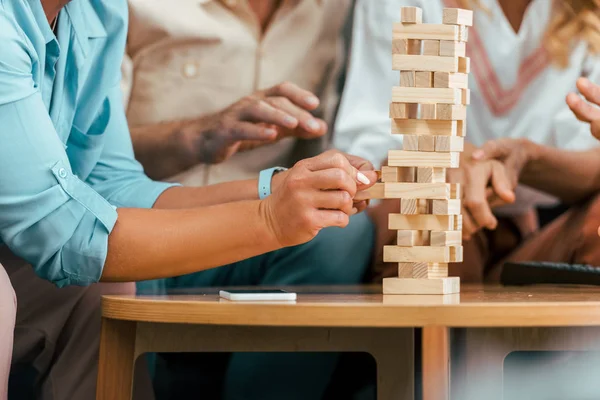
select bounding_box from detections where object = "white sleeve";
[333,0,442,167]
[552,52,600,151]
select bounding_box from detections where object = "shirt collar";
[26,0,55,44]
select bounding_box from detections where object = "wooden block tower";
[382,7,473,295]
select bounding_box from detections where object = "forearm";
[154,179,259,208]
[522,142,600,203]
[101,200,278,282]
[130,120,196,180]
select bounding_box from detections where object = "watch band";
[258,167,287,200]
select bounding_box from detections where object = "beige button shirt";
[122,0,351,186]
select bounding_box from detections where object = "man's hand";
[182,82,327,164]
[567,77,600,140]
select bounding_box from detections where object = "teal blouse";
[0,0,177,287]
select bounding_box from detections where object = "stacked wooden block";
[383,7,472,295]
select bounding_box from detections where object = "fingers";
[307,168,357,197]
[577,77,600,107]
[566,92,600,123]
[592,120,600,141]
[462,207,478,241]
[227,121,278,142]
[314,210,350,229]
[353,200,369,214]
[472,139,509,161]
[264,96,325,137]
[490,162,516,204]
[312,190,354,215]
[264,82,320,110]
[463,163,498,231]
[300,151,372,187]
[240,100,300,130]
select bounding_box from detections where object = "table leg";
[422,326,449,400]
[96,318,137,400]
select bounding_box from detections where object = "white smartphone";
[219,289,297,301]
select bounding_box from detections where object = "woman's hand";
[448,153,516,240]
[567,77,600,140]
[262,150,377,247]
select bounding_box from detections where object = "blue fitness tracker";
[258,167,287,200]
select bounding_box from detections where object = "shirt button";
[182,62,198,78]
[58,168,67,179]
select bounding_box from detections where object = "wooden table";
[97,285,600,400]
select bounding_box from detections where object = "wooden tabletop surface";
[102,284,600,328]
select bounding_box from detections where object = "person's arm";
[129,82,328,180]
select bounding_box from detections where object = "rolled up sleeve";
[86,84,179,209]
[0,93,118,287]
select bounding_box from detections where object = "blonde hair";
[456,0,600,68]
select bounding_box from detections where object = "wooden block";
[418,135,435,152]
[417,167,446,183]
[391,119,458,136]
[401,7,423,24]
[398,262,418,278]
[432,199,461,215]
[397,230,430,246]
[392,55,459,73]
[392,38,408,55]
[397,230,418,246]
[388,150,460,168]
[390,103,419,119]
[422,40,440,56]
[354,183,386,201]
[450,184,461,200]
[417,199,430,214]
[393,38,422,55]
[403,135,419,151]
[392,87,461,105]
[427,263,449,279]
[385,183,452,199]
[458,57,471,73]
[381,166,400,182]
[435,136,464,152]
[393,23,460,41]
[431,231,462,247]
[390,103,408,119]
[400,198,417,215]
[459,26,469,42]
[458,120,466,137]
[421,104,437,119]
[389,214,462,231]
[462,89,471,105]
[436,104,467,121]
[412,263,430,279]
[439,41,466,57]
[383,246,463,263]
[443,8,474,27]
[434,72,468,89]
[415,71,433,88]
[400,71,415,87]
[383,277,460,295]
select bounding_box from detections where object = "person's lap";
[3,247,154,400]
[139,212,375,400]
[452,193,600,282]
